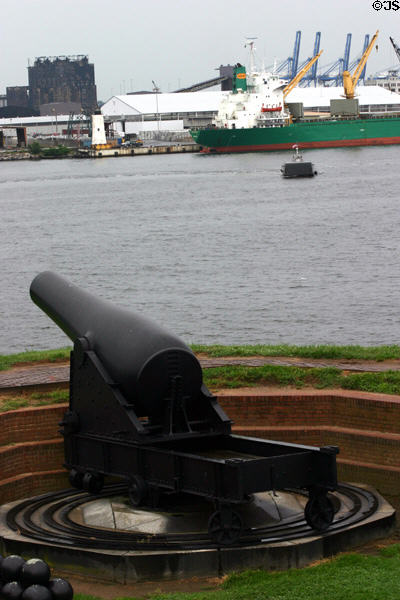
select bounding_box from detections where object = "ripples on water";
[1,146,400,354]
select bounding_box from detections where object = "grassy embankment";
[0,348,72,412]
[72,545,400,600]
[28,142,72,158]
[191,343,400,361]
[1,344,400,413]
[0,347,72,371]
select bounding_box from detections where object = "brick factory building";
[6,86,29,108]
[28,55,97,113]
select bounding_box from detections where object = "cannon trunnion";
[30,272,338,545]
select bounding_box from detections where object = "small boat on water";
[281,145,317,178]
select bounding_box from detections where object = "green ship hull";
[190,116,400,152]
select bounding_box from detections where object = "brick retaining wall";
[1,391,400,504]
[0,405,66,446]
[0,405,68,504]
[218,391,400,433]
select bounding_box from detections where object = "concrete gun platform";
[0,482,394,583]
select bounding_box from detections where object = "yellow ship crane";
[283,50,323,100]
[342,30,379,99]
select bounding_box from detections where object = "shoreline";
[0,142,200,161]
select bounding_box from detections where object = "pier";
[76,142,200,158]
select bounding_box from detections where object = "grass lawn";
[1,346,400,412]
[72,546,400,600]
[2,344,400,372]
[0,389,69,412]
[204,364,400,394]
[0,347,71,371]
[192,343,400,361]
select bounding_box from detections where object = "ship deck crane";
[347,35,370,83]
[342,30,379,99]
[283,50,323,100]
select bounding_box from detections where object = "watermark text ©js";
[372,0,399,9]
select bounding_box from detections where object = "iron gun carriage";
[30,272,338,544]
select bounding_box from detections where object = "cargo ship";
[191,112,400,153]
[190,36,400,153]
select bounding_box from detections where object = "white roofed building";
[365,71,400,94]
[0,114,89,141]
[102,91,225,116]
[286,85,400,113]
[101,91,226,135]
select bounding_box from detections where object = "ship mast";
[245,37,258,73]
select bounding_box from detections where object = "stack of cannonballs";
[0,555,73,600]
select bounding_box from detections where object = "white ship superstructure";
[213,70,290,129]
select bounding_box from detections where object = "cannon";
[30,272,338,544]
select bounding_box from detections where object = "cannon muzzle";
[30,271,202,417]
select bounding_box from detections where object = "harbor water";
[1,146,400,354]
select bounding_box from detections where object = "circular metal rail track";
[5,482,379,550]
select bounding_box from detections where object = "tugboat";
[281,145,317,178]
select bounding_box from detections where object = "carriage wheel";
[69,468,84,489]
[82,472,104,494]
[208,508,243,545]
[128,475,148,507]
[305,493,335,531]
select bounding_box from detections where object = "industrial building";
[0,55,98,120]
[101,91,222,135]
[365,72,400,94]
[0,114,89,144]
[28,55,97,113]
[6,86,29,108]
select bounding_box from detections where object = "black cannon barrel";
[30,272,202,415]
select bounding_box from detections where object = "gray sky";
[1,0,399,102]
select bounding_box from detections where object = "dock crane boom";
[390,36,400,64]
[309,31,321,84]
[277,31,301,80]
[342,30,379,99]
[318,33,351,86]
[283,50,323,99]
[300,32,321,86]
